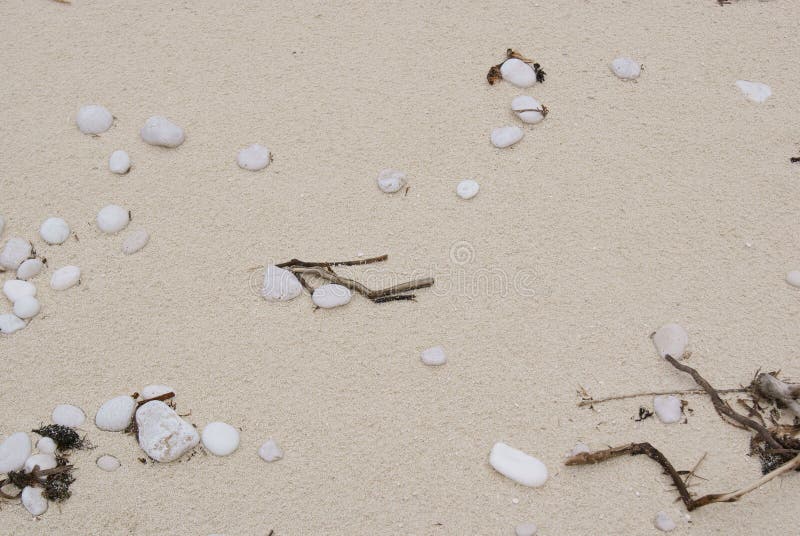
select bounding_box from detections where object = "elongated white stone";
[25,453,57,474]
[141,384,174,400]
[97,205,130,234]
[50,265,80,290]
[136,400,199,462]
[237,144,271,170]
[489,442,548,487]
[654,395,682,424]
[261,265,302,301]
[786,270,800,288]
[0,432,31,472]
[736,80,771,103]
[654,512,676,532]
[515,522,538,536]
[96,454,121,472]
[312,284,352,308]
[501,58,537,88]
[0,237,32,270]
[0,314,26,334]
[512,96,546,124]
[421,346,446,366]
[611,57,641,80]
[140,116,185,147]
[122,228,149,255]
[17,258,43,280]
[21,486,48,516]
[40,217,70,245]
[652,323,688,359]
[36,437,56,455]
[109,150,131,174]
[95,395,136,431]
[376,169,407,193]
[13,296,40,319]
[3,279,36,302]
[456,179,479,200]
[201,422,240,456]
[491,126,523,148]
[77,104,113,134]
[258,439,283,462]
[52,404,86,428]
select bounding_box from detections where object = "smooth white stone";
[24,453,57,474]
[39,217,70,245]
[136,400,199,462]
[96,454,121,472]
[376,169,407,193]
[17,259,43,280]
[512,96,546,124]
[122,228,149,255]
[652,323,688,359]
[515,522,538,536]
[312,284,352,308]
[21,486,48,516]
[50,265,80,290]
[0,432,31,472]
[0,314,26,334]
[261,265,302,301]
[736,80,771,103]
[491,126,524,148]
[258,439,283,462]
[109,150,131,174]
[141,384,174,400]
[201,422,240,456]
[237,144,271,170]
[95,395,136,432]
[140,116,185,147]
[76,104,113,134]
[0,237,32,270]
[500,58,537,88]
[569,443,591,457]
[654,512,676,532]
[421,346,447,366]
[13,296,40,319]
[52,404,86,427]
[786,270,800,288]
[36,437,57,455]
[489,442,548,487]
[611,57,641,80]
[456,179,479,200]
[96,204,130,234]
[3,279,36,302]
[654,395,682,424]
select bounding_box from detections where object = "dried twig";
[578,386,748,407]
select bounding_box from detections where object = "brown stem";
[290,266,434,300]
[275,255,388,269]
[578,386,748,407]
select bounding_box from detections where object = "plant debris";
[32,424,91,451]
[790,157,800,163]
[0,462,75,502]
[634,407,653,422]
[487,49,546,85]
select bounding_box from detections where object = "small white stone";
[261,265,303,302]
[21,486,48,516]
[736,80,771,103]
[16,258,43,280]
[52,404,86,428]
[515,522,538,536]
[456,179,480,200]
[95,395,136,432]
[652,323,688,359]
[201,422,240,456]
[36,437,57,455]
[0,237,32,270]
[421,346,447,366]
[97,204,130,234]
[654,512,676,532]
[96,454,121,472]
[0,313,26,334]
[76,104,113,134]
[39,217,70,245]
[136,400,199,462]
[24,453,57,474]
[141,384,174,400]
[654,395,682,424]
[312,284,352,308]
[489,442,548,487]
[377,169,407,193]
[122,228,149,255]
[500,58,537,88]
[258,439,283,462]
[109,150,131,174]
[0,432,31,472]
[786,270,800,288]
[237,144,271,170]
[50,265,81,290]
[3,279,36,302]
[140,116,185,147]
[13,296,40,319]
[611,57,641,80]
[512,96,547,124]
[491,126,524,148]
[569,443,591,457]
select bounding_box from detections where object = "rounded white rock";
[421,346,447,366]
[654,395,682,424]
[122,228,149,255]
[512,95,547,124]
[96,454,121,472]
[654,512,676,532]
[786,270,800,288]
[136,400,199,462]
[312,284,352,308]
[50,265,80,290]
[237,144,271,171]
[0,237,33,270]
[97,205,130,234]
[0,314,26,334]
[261,265,303,302]
[13,296,40,319]
[21,486,48,516]
[3,279,36,302]
[456,179,480,200]
[500,58,537,88]
[95,395,136,432]
[39,217,70,245]
[52,404,86,428]
[489,442,548,487]
[140,116,185,147]
[201,422,240,456]
[0,432,31,472]
[652,323,688,359]
[736,80,771,103]
[109,150,131,174]
[258,439,283,462]
[36,437,57,455]
[141,384,174,400]
[491,126,524,148]
[17,258,43,281]
[611,57,641,80]
[515,522,538,536]
[76,104,113,135]
[376,169,407,193]
[24,453,57,474]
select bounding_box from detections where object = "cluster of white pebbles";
[489,55,548,151]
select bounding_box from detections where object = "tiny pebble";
[652,323,688,359]
[736,80,771,103]
[0,237,32,270]
[96,454,121,472]
[13,295,40,319]
[201,422,240,456]
[122,228,149,255]
[0,314,26,334]
[237,144,271,171]
[611,57,641,80]
[491,126,523,148]
[654,512,676,532]
[456,179,479,200]
[36,437,56,455]
[140,116,185,147]
[258,439,283,462]
[39,217,70,245]
[50,265,81,290]
[3,279,36,302]
[512,96,547,124]
[654,395,682,424]
[24,453,57,474]
[511,497,519,504]
[21,486,47,516]
[489,442,548,487]
[0,432,31,472]
[515,522,538,536]
[420,346,447,366]
[95,395,136,432]
[16,258,43,280]
[52,404,86,428]
[500,58,537,88]
[76,104,113,134]
[261,265,302,302]
[141,384,174,400]
[786,270,800,288]
[312,284,352,308]
[109,150,131,174]
[376,169,407,193]
[97,205,130,234]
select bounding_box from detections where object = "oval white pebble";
[652,323,688,359]
[109,150,131,174]
[96,454,121,472]
[201,422,240,456]
[95,395,136,432]
[36,437,56,455]
[39,217,70,245]
[786,270,800,288]
[21,486,48,516]
[312,284,352,308]
[512,96,547,124]
[0,432,31,472]
[17,258,43,281]
[140,116,185,147]
[515,522,538,536]
[24,453,57,474]
[141,384,174,400]
[0,313,26,334]
[0,237,33,270]
[611,57,641,80]
[456,179,480,200]
[50,265,81,290]
[258,439,283,462]
[76,104,113,135]
[3,279,36,302]
[237,144,271,171]
[52,404,86,428]
[489,442,548,487]
[421,346,447,366]
[500,58,537,88]
[261,265,303,302]
[491,126,524,148]
[136,401,199,462]
[121,228,149,255]
[13,296,40,319]
[736,80,771,103]
[376,169,407,193]
[96,204,130,234]
[654,512,676,532]
[654,395,683,424]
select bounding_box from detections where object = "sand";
[1,0,800,534]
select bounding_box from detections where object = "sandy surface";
[2,0,800,534]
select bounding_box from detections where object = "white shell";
[136,400,199,462]
[76,104,113,134]
[611,57,641,80]
[122,228,149,255]
[24,453,57,474]
[500,58,537,88]
[736,80,771,103]
[3,279,36,302]
[39,217,70,245]
[13,296,40,319]
[109,150,131,174]
[787,270,800,288]
[201,422,240,456]
[0,313,26,334]
[140,116,185,147]
[512,96,546,124]
[97,204,130,234]
[261,265,303,302]
[96,454,121,472]
[489,442,548,487]
[0,432,31,472]
[258,439,283,462]
[652,323,688,359]
[17,258,43,280]
[36,437,57,455]
[95,395,136,432]
[515,523,538,536]
[312,284,352,308]
[654,512,676,532]
[491,126,524,148]
[237,144,271,170]
[50,265,81,290]
[376,169,407,193]
[52,404,86,427]
[21,486,48,516]
[654,395,682,424]
[421,346,447,366]
[456,179,479,200]
[0,237,32,270]
[141,384,174,400]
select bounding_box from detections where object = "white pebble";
[376,169,407,193]
[491,126,524,148]
[17,258,43,280]
[421,346,447,366]
[654,395,682,424]
[39,217,70,245]
[261,265,303,301]
[500,58,537,88]
[76,104,113,134]
[140,116,185,147]
[141,384,174,400]
[489,442,548,487]
[136,400,199,462]
[258,439,283,462]
[611,57,641,80]
[654,512,676,532]
[122,228,149,255]
[652,323,688,359]
[0,313,26,334]
[0,432,31,472]
[237,144,271,171]
[512,96,547,124]
[13,296,40,319]
[21,486,48,516]
[95,395,136,432]
[109,150,131,174]
[736,80,771,103]
[50,265,80,290]
[515,522,538,536]
[96,454,121,472]
[36,437,57,455]
[456,179,480,200]
[201,422,240,456]
[97,204,130,234]
[3,279,36,302]
[24,453,57,474]
[786,270,800,288]
[52,404,86,428]
[312,284,352,308]
[0,237,32,270]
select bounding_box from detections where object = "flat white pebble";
[736,80,771,103]
[122,228,149,255]
[500,58,537,88]
[421,346,447,366]
[24,453,57,474]
[13,296,40,319]
[652,323,688,359]
[3,279,36,302]
[136,401,199,462]
[95,395,136,432]
[39,217,70,245]
[0,432,31,472]
[261,265,303,301]
[140,116,185,147]
[312,284,352,308]
[96,454,121,472]
[201,422,240,456]
[50,265,80,290]
[611,57,641,80]
[515,522,538,536]
[0,314,26,334]
[786,270,800,288]
[654,395,682,424]
[456,179,479,200]
[258,439,283,462]
[654,512,676,532]
[36,437,56,455]
[0,237,32,270]
[76,104,113,134]
[141,384,174,400]
[491,126,524,148]
[109,150,131,174]
[96,204,130,234]
[21,486,47,516]
[512,95,547,124]
[237,144,271,170]
[16,258,43,280]
[52,404,86,427]
[489,442,548,487]
[376,169,407,193]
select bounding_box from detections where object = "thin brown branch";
[578,386,748,407]
[291,266,434,300]
[275,255,388,269]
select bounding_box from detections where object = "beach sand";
[2,0,800,534]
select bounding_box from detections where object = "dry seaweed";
[32,424,91,451]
